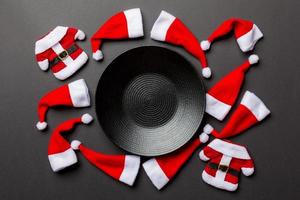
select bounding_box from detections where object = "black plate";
[95,46,205,156]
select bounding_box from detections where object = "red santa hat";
[71,140,140,186]
[91,8,144,61]
[48,113,93,172]
[150,10,210,78]
[201,18,263,52]
[36,79,90,131]
[206,55,259,121]
[35,26,88,80]
[201,91,270,140]
[142,133,208,190]
[199,139,254,191]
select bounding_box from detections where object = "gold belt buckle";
[218,164,229,173]
[58,50,69,61]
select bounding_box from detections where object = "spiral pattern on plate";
[95,46,205,156]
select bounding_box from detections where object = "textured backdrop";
[0,0,299,199]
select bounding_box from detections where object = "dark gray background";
[0,0,299,199]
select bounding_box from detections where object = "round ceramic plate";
[95,46,205,156]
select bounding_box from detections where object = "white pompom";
[248,54,259,64]
[71,140,82,150]
[36,121,47,131]
[92,50,103,61]
[199,133,209,143]
[200,40,211,51]
[202,67,212,78]
[81,113,93,124]
[203,124,213,134]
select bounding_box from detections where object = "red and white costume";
[199,139,254,191]
[35,26,88,80]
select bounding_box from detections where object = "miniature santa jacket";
[199,139,254,191]
[35,26,88,80]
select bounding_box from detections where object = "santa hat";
[71,140,140,186]
[48,113,93,172]
[142,133,208,190]
[206,55,259,121]
[201,91,270,140]
[201,18,263,52]
[91,8,144,61]
[35,26,88,80]
[36,79,90,131]
[150,10,210,78]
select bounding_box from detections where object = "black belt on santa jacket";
[208,162,239,177]
[49,44,78,67]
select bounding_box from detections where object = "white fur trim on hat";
[92,50,103,61]
[202,67,211,78]
[241,91,271,121]
[124,8,144,38]
[151,10,175,41]
[143,158,169,190]
[205,93,232,121]
[71,140,82,150]
[53,51,88,80]
[75,30,85,40]
[36,121,47,131]
[201,40,211,51]
[37,60,49,71]
[241,167,254,176]
[35,26,68,54]
[48,148,78,172]
[68,79,90,107]
[119,155,141,186]
[236,24,263,52]
[81,113,93,124]
[248,54,259,65]
[208,139,251,160]
[202,170,238,191]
